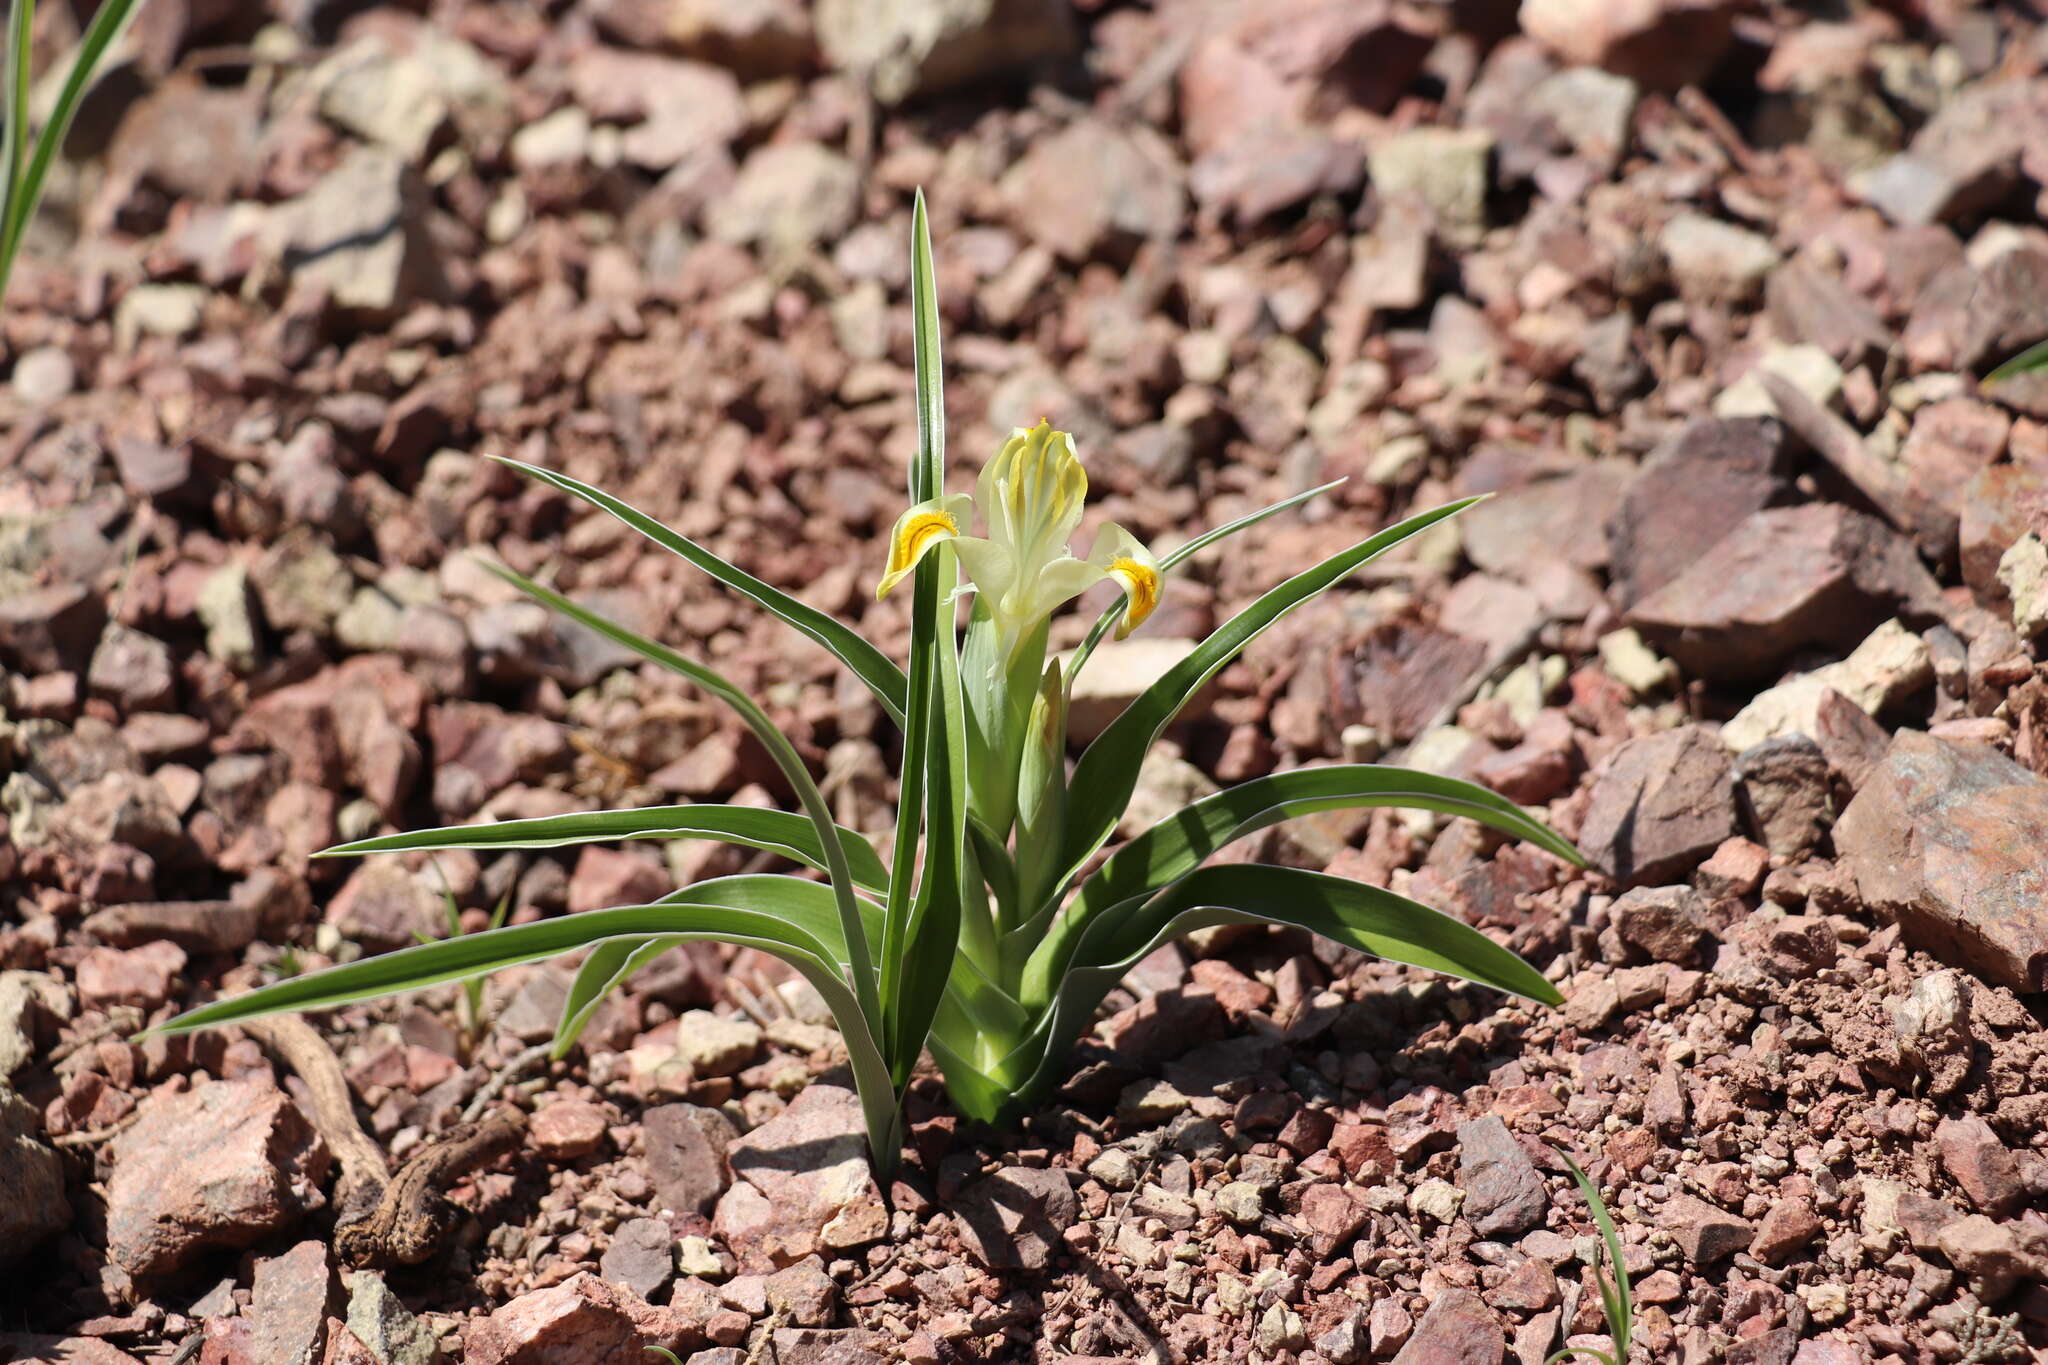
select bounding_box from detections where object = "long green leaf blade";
[318,803,889,893]
[1021,764,1581,1006]
[960,863,1559,1122]
[877,191,968,1088]
[553,935,679,1057]
[477,558,882,1026]
[2,0,31,268]
[492,458,908,730]
[0,0,145,288]
[1557,1149,1633,1359]
[1055,498,1482,895]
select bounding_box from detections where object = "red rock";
[1389,1288,1503,1365]
[952,1166,1079,1270]
[84,896,259,952]
[75,941,187,1010]
[569,847,672,915]
[1748,1198,1820,1264]
[1958,463,2048,608]
[999,119,1186,263]
[464,1273,697,1365]
[643,1102,737,1215]
[1836,731,2048,993]
[1299,1184,1370,1258]
[1607,418,1793,608]
[1660,1193,1754,1267]
[1627,504,1943,685]
[1611,885,1713,965]
[1766,261,1888,364]
[249,1241,340,1365]
[0,584,107,675]
[1694,837,1768,900]
[531,1098,611,1161]
[1460,463,1630,585]
[714,1083,883,1271]
[1934,1115,2025,1218]
[1457,1116,1548,1238]
[0,1337,145,1365]
[107,1076,332,1276]
[1578,726,1737,887]
[1934,1214,2045,1302]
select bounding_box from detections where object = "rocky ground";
[4,0,2048,1362]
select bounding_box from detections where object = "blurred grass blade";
[3,0,30,262]
[553,935,679,1057]
[1986,337,2048,386]
[479,557,882,1023]
[320,803,889,894]
[493,457,907,730]
[1020,764,1582,1001]
[1056,497,1482,893]
[1065,478,1345,694]
[0,0,145,292]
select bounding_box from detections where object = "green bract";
[159,195,1580,1171]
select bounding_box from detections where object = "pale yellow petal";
[1086,523,1162,638]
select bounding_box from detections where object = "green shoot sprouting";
[1546,1150,1635,1365]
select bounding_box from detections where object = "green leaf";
[319,803,889,894]
[954,863,1559,1123]
[476,557,883,1029]
[1986,337,2048,386]
[1055,497,1482,898]
[1065,478,1346,696]
[156,875,906,1165]
[2,0,31,259]
[1556,1148,1633,1360]
[553,935,680,1057]
[1,0,145,295]
[490,459,907,730]
[1019,764,1582,1006]
[877,190,970,1089]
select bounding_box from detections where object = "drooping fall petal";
[876,493,972,599]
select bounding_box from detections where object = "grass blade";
[1054,497,1482,898]
[1986,337,2048,385]
[319,803,889,894]
[1554,1149,1633,1362]
[0,0,145,291]
[479,558,882,1027]
[493,458,907,730]
[2,0,31,267]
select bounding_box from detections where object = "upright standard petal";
[876,493,972,599]
[1086,523,1162,637]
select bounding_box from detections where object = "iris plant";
[162,197,1577,1171]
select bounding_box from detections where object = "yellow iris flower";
[876,421,1161,655]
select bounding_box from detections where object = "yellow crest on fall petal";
[876,494,970,599]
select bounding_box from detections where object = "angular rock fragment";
[815,0,1076,105]
[1837,732,2048,993]
[0,1086,67,1270]
[1578,726,1737,886]
[1628,504,1941,684]
[1456,1116,1548,1238]
[951,1166,1079,1270]
[1607,417,1793,608]
[106,1077,332,1276]
[465,1273,697,1365]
